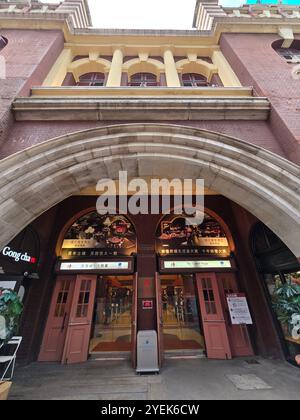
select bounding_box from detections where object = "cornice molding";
[0,0,92,29]
[12,95,270,122]
[194,1,300,31]
[0,1,299,44]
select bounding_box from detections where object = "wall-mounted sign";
[227,293,253,325]
[163,260,232,270]
[0,281,17,291]
[142,300,153,310]
[1,247,37,264]
[60,261,130,271]
[156,213,231,257]
[61,212,137,259]
[0,227,39,275]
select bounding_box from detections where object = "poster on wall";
[227,293,253,325]
[156,213,231,257]
[61,212,137,259]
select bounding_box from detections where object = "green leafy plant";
[272,281,300,335]
[0,288,23,347]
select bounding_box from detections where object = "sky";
[41,0,246,29]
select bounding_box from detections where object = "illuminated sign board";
[1,247,37,264]
[60,261,130,271]
[0,227,39,275]
[163,260,231,269]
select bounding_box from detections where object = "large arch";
[0,123,299,259]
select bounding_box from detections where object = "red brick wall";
[0,120,285,159]
[220,33,300,165]
[0,29,64,147]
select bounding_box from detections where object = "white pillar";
[164,49,181,88]
[106,49,123,87]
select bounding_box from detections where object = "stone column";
[164,49,181,88]
[42,48,73,87]
[211,50,242,87]
[106,48,124,87]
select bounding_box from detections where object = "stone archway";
[0,123,299,259]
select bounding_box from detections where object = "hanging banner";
[227,293,253,325]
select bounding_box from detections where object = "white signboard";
[0,281,17,290]
[227,294,253,325]
[60,261,129,271]
[164,260,231,269]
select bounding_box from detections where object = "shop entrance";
[90,275,135,354]
[156,272,254,361]
[159,274,205,353]
[39,274,137,364]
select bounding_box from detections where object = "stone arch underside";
[0,123,299,258]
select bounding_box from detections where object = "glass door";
[90,275,134,353]
[160,274,205,352]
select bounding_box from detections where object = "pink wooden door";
[131,273,138,368]
[196,273,232,360]
[217,273,254,357]
[38,276,75,362]
[62,275,97,364]
[155,273,164,367]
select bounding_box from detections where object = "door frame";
[196,272,232,360]
[38,275,75,362]
[217,272,254,357]
[131,272,138,368]
[62,274,97,364]
[155,272,164,367]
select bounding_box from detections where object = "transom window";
[182,73,210,87]
[129,73,158,87]
[77,72,105,87]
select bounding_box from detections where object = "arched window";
[273,40,300,63]
[77,72,105,87]
[129,73,158,87]
[182,73,210,87]
[0,36,8,51]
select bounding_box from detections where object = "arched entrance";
[38,211,138,364]
[0,124,299,260]
[0,124,299,365]
[155,211,253,361]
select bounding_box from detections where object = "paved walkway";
[9,357,300,400]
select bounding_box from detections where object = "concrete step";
[89,351,131,361]
[165,349,206,359]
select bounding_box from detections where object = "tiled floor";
[9,357,300,400]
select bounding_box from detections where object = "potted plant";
[272,280,300,366]
[0,288,23,400]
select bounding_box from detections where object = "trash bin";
[136,330,159,374]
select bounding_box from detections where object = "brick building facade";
[0,0,299,369]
